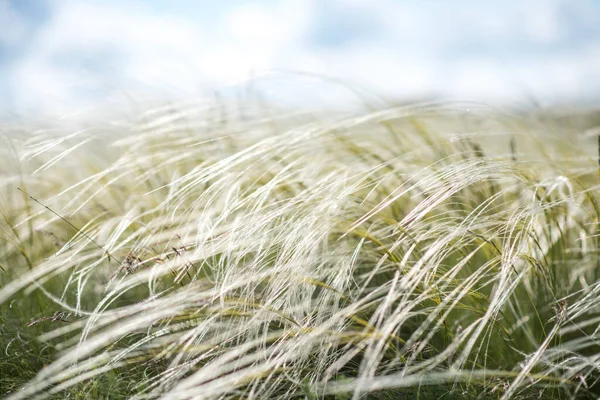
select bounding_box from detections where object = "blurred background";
[1,0,599,117]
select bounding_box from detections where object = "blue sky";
[1,0,600,116]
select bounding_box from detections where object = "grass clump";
[1,98,600,399]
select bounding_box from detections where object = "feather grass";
[1,99,600,399]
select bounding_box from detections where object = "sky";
[1,0,600,116]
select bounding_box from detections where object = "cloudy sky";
[1,0,599,115]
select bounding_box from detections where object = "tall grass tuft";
[1,98,600,399]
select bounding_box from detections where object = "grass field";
[1,98,600,399]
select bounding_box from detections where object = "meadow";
[1,96,600,399]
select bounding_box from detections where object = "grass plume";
[1,98,600,399]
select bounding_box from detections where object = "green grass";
[1,99,600,399]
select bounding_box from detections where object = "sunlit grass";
[1,98,600,399]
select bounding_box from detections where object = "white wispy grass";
[0,99,599,399]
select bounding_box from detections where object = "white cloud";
[8,0,318,115]
[5,0,600,116]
